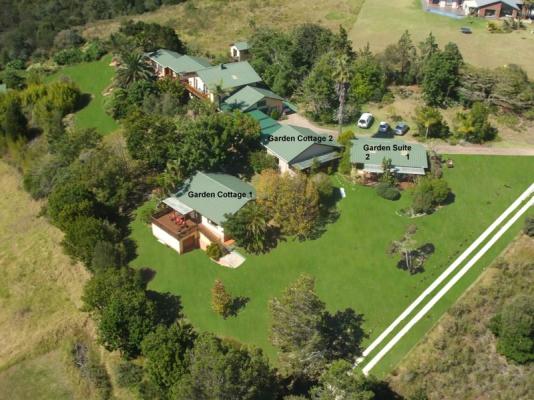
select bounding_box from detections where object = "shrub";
[524,216,534,237]
[430,178,450,204]
[83,41,107,62]
[116,361,144,388]
[211,279,232,317]
[206,242,224,260]
[53,47,84,65]
[376,182,401,200]
[249,150,278,173]
[337,129,355,146]
[490,295,534,364]
[270,108,282,120]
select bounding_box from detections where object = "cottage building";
[145,49,212,79]
[350,137,428,180]
[188,61,263,103]
[263,124,342,174]
[222,85,284,114]
[152,172,255,255]
[230,41,250,61]
[425,0,523,17]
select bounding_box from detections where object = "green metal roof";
[263,125,341,164]
[196,61,262,90]
[233,41,250,51]
[350,137,428,170]
[292,152,341,170]
[223,86,283,112]
[245,109,281,140]
[146,49,211,74]
[170,171,255,225]
[0,84,6,93]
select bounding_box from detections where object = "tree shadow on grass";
[139,267,156,284]
[320,308,367,360]
[147,290,183,324]
[75,93,92,112]
[227,296,250,317]
[396,243,436,275]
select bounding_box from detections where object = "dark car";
[394,122,409,135]
[460,27,472,34]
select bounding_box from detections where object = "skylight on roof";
[231,74,238,80]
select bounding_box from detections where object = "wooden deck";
[152,209,198,239]
[183,82,209,100]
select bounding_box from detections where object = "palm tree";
[212,79,229,108]
[115,52,153,88]
[333,53,352,136]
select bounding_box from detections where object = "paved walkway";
[357,183,534,374]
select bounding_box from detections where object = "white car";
[357,113,374,129]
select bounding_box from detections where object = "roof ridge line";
[201,171,239,194]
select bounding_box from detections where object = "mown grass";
[46,55,118,135]
[350,0,534,77]
[388,234,534,398]
[130,155,534,365]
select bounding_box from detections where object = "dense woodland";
[0,0,184,66]
[1,13,533,399]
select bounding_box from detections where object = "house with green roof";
[0,84,7,94]
[350,137,428,179]
[189,61,262,103]
[263,124,342,174]
[222,85,284,114]
[230,41,250,61]
[145,49,212,79]
[152,171,255,254]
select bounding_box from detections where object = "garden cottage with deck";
[152,171,255,255]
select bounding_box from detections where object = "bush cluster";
[376,182,400,200]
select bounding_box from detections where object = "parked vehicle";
[378,121,390,134]
[357,112,374,129]
[460,27,472,34]
[394,122,409,135]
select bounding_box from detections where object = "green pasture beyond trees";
[46,56,118,135]
[130,155,534,369]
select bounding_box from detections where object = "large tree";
[141,322,197,393]
[333,52,352,135]
[381,30,417,85]
[171,333,278,400]
[253,170,320,239]
[421,42,463,106]
[115,51,154,88]
[310,360,378,400]
[269,274,326,379]
[222,202,271,254]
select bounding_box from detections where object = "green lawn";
[130,155,534,368]
[350,0,534,77]
[46,55,118,135]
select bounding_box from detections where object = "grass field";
[82,0,365,56]
[46,55,118,135]
[0,161,94,398]
[130,155,534,368]
[349,0,534,77]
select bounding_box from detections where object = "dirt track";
[281,113,534,157]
